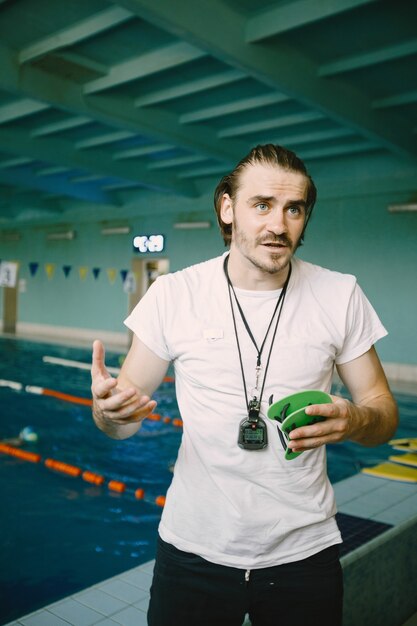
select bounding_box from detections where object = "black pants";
[147,536,343,626]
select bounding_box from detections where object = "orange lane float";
[172,418,183,428]
[108,479,126,493]
[42,388,93,406]
[82,470,105,486]
[25,385,93,406]
[0,443,41,463]
[45,458,82,477]
[155,495,166,507]
[135,488,145,500]
[147,413,162,422]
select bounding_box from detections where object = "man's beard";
[233,221,296,275]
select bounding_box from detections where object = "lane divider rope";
[0,378,183,427]
[0,443,167,507]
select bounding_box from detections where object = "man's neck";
[226,250,291,291]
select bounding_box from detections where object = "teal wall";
[1,152,416,364]
[299,191,416,365]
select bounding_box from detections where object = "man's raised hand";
[91,339,157,437]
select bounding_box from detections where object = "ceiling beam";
[113,0,417,159]
[135,68,245,106]
[373,89,417,109]
[113,143,174,159]
[70,173,105,183]
[35,166,71,177]
[218,111,324,138]
[270,127,355,147]
[103,181,142,190]
[19,6,133,64]
[147,154,208,170]
[300,140,379,161]
[84,41,206,94]
[31,115,92,137]
[319,38,417,76]
[178,163,230,179]
[245,0,377,42]
[179,92,290,124]
[0,98,49,124]
[75,130,137,149]
[0,157,33,169]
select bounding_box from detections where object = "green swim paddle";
[267,390,332,460]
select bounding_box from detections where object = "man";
[91,144,398,626]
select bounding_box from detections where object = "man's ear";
[220,193,233,225]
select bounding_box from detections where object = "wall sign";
[0,261,18,287]
[133,234,165,253]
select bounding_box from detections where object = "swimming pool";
[0,337,416,625]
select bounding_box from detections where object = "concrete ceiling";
[0,0,416,222]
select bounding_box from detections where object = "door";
[1,262,19,334]
[128,257,169,315]
[3,284,18,334]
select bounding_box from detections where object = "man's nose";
[265,208,287,234]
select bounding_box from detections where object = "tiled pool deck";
[4,470,417,626]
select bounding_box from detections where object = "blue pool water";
[0,337,416,625]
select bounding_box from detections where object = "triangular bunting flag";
[123,270,137,294]
[45,263,55,280]
[62,265,72,278]
[120,269,129,283]
[79,266,88,281]
[92,268,101,280]
[107,268,117,285]
[29,262,39,277]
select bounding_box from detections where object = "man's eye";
[288,206,302,215]
[256,203,269,212]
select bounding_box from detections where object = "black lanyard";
[224,255,291,449]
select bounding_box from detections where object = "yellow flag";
[79,266,88,281]
[107,268,117,284]
[45,263,55,280]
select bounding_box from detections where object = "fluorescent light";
[173,221,211,230]
[46,230,75,240]
[101,226,131,235]
[388,203,417,213]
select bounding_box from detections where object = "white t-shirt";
[124,254,387,569]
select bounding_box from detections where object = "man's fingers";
[304,402,337,418]
[91,339,109,379]
[96,392,157,423]
[109,399,158,424]
[99,386,139,410]
[92,375,118,400]
[285,398,352,452]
